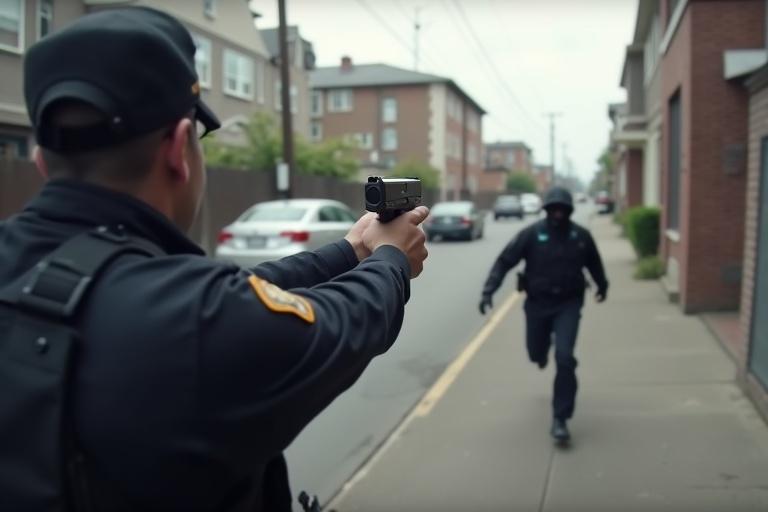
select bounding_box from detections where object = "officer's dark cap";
[24,6,220,153]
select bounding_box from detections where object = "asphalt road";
[285,206,593,506]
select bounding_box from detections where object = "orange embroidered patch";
[248,276,315,324]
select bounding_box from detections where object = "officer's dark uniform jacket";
[482,219,608,304]
[0,179,412,511]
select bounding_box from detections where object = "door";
[749,137,768,387]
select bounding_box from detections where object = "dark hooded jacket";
[482,188,608,303]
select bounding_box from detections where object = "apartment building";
[260,25,315,140]
[484,141,533,173]
[0,0,312,154]
[310,57,485,199]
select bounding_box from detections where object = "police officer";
[2,7,428,511]
[479,187,607,443]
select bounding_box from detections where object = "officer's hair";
[40,101,176,183]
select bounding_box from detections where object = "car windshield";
[496,196,520,205]
[431,203,471,215]
[240,206,308,222]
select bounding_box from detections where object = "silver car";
[215,199,358,267]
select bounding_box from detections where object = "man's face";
[546,205,570,225]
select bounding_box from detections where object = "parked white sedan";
[215,199,359,267]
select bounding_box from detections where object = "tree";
[390,159,441,189]
[202,112,360,179]
[506,171,537,194]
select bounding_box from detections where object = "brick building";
[735,62,768,421]
[309,57,485,200]
[658,0,764,313]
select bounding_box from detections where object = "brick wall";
[683,0,762,312]
[739,78,768,419]
[660,3,692,304]
[661,0,764,313]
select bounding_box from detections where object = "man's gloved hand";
[479,294,493,315]
[595,288,608,303]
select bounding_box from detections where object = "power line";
[354,0,414,57]
[448,0,545,134]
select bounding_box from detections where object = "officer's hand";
[362,206,430,278]
[595,289,607,303]
[479,294,493,315]
[345,212,378,262]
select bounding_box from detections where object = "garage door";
[749,138,768,387]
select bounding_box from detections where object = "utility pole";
[544,112,562,186]
[278,0,293,198]
[413,6,422,71]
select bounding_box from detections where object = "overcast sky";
[254,0,638,184]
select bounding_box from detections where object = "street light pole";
[278,0,293,198]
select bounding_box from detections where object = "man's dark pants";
[524,295,583,421]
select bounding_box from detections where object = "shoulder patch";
[248,276,316,324]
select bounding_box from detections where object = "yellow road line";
[326,291,521,508]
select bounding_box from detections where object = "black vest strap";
[0,226,162,319]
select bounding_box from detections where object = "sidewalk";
[328,216,768,512]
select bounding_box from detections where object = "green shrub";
[614,210,629,237]
[625,207,661,258]
[634,256,665,280]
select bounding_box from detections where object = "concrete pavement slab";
[329,217,768,512]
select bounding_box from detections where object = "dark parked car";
[595,191,615,214]
[425,201,485,241]
[493,195,524,220]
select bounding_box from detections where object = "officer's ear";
[33,146,49,179]
[165,117,193,185]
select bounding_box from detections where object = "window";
[328,89,353,112]
[353,132,374,149]
[0,134,28,158]
[255,60,265,104]
[38,0,52,40]
[467,111,479,133]
[667,91,682,231]
[0,0,24,52]
[382,97,397,123]
[310,121,322,142]
[749,136,768,387]
[203,0,216,19]
[275,82,298,113]
[382,155,397,169]
[224,49,254,100]
[311,91,323,117]
[381,128,397,151]
[191,34,212,88]
[319,206,357,223]
[644,15,660,82]
[468,144,478,165]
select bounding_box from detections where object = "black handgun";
[365,177,422,223]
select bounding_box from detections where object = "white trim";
[666,229,681,242]
[660,0,688,56]
[191,33,212,89]
[255,59,265,104]
[223,48,254,101]
[310,90,323,117]
[37,0,52,41]
[0,0,25,54]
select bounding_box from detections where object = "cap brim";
[195,99,220,134]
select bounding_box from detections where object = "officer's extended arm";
[585,233,609,299]
[249,241,358,290]
[196,246,411,460]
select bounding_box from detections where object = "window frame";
[311,90,323,117]
[381,127,398,151]
[203,0,217,19]
[381,97,397,123]
[666,90,682,232]
[0,0,25,54]
[37,0,52,41]
[310,121,322,142]
[328,89,353,113]
[191,33,212,89]
[223,48,254,101]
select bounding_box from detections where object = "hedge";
[625,207,661,258]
